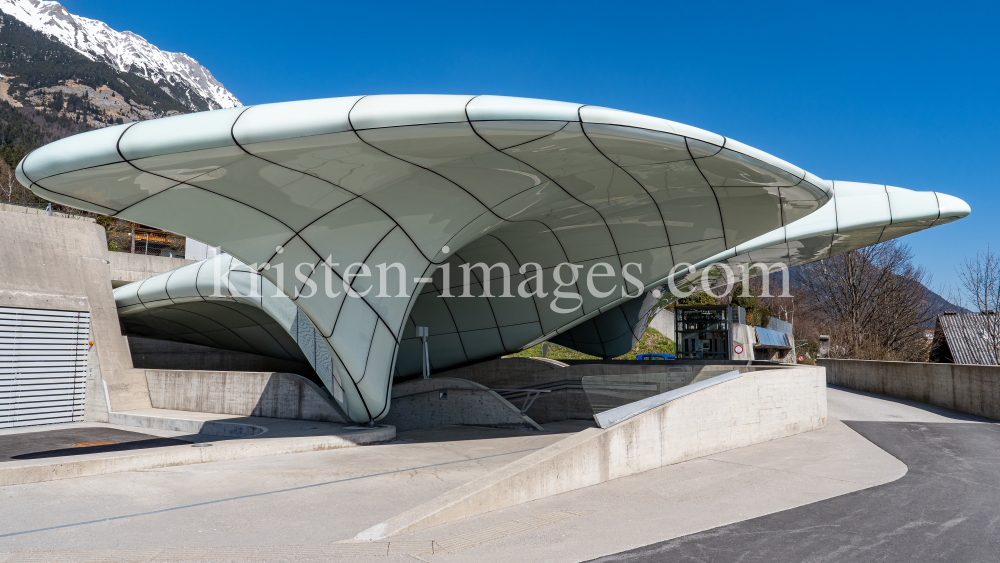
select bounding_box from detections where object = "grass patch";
[506,327,675,361]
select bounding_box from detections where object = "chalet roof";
[929,312,998,365]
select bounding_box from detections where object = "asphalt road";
[588,420,1000,563]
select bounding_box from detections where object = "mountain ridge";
[0,0,240,111]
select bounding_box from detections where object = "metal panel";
[767,317,793,334]
[0,307,90,428]
[755,326,791,348]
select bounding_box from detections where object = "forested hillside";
[0,14,188,114]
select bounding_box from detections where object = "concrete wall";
[648,308,675,340]
[0,209,149,414]
[820,358,1000,420]
[0,202,96,222]
[129,336,317,377]
[361,365,827,539]
[108,252,195,286]
[429,358,589,423]
[433,358,786,423]
[382,377,542,432]
[145,370,346,422]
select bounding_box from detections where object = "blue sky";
[62,0,998,293]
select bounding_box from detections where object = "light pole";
[416,326,430,379]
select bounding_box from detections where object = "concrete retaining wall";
[130,336,317,376]
[0,202,96,222]
[360,366,827,539]
[820,358,1000,420]
[382,377,542,432]
[433,358,790,423]
[145,370,346,422]
[0,209,149,415]
[108,252,195,286]
[648,308,675,340]
[430,359,590,423]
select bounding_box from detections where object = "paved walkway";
[1,386,991,562]
[0,423,587,555]
[589,386,1000,563]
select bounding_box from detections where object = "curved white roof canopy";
[18,95,970,423]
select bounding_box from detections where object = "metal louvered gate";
[0,307,91,428]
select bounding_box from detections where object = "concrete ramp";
[358,366,827,540]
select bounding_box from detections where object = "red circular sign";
[734,344,744,354]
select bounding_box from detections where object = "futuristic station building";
[15,95,970,423]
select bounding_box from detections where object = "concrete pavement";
[0,389,904,562]
[0,423,587,555]
[586,386,999,563]
[2,385,988,562]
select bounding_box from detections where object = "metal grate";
[0,307,91,428]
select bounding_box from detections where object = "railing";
[591,370,741,428]
[0,201,95,222]
[106,224,185,257]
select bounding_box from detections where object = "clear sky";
[62,0,998,293]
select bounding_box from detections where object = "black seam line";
[578,118,672,245]
[451,248,503,339]
[373,340,401,419]
[146,299,258,351]
[577,113,672,292]
[355,315,389,386]
[562,106,621,260]
[208,301,298,360]
[160,265,181,303]
[259,193,362,271]
[257,321,309,364]
[343,94,452,267]
[447,217,581,309]
[438,251,486,364]
[192,256,214,301]
[138,307,254,355]
[345,226,406,384]
[126,312,204,344]
[462,101,579,266]
[472,120,572,151]
[687,137,729,252]
[348,126,503,267]
[326,343,373,421]
[132,274,155,310]
[307,225,408,347]
[29,181,120,215]
[477,117,621,273]
[481,233,545,354]
[423,265,473,363]
[287,257,326,301]
[0,446,544,541]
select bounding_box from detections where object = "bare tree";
[794,240,932,361]
[954,247,1000,364]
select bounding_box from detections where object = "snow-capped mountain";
[0,0,240,111]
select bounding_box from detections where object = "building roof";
[930,313,999,365]
[18,95,970,422]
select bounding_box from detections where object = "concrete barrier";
[383,377,542,432]
[434,358,790,423]
[131,337,317,378]
[820,358,1000,420]
[108,411,267,437]
[0,209,150,416]
[108,252,195,286]
[145,370,347,423]
[358,366,827,540]
[0,423,395,487]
